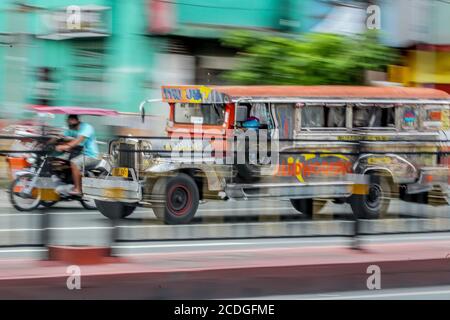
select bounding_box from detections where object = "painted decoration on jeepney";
[277,152,352,183]
[402,107,418,129]
[161,86,230,104]
[442,108,450,130]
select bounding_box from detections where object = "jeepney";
[82,85,450,224]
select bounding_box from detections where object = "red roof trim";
[211,86,449,99]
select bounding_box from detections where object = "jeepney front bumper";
[82,175,142,203]
[406,167,450,203]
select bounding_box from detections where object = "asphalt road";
[0,186,450,259]
[2,188,450,299]
[241,285,450,300]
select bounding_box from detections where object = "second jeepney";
[82,85,450,224]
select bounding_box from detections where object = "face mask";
[69,123,79,130]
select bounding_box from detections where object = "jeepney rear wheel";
[290,199,327,218]
[95,200,137,220]
[152,173,199,225]
[349,174,391,219]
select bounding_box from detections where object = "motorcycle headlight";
[26,155,37,165]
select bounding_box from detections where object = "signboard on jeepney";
[161,86,230,104]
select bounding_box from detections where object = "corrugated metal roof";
[211,86,449,100]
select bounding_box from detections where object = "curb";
[1,257,450,299]
[47,246,117,265]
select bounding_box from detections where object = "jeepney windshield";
[174,103,225,125]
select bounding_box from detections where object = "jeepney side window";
[174,103,225,125]
[352,106,395,128]
[421,105,444,131]
[301,105,346,129]
[327,106,346,127]
[301,105,324,128]
[273,103,295,139]
[249,103,273,129]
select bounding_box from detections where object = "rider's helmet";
[242,116,260,130]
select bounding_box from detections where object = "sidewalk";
[1,239,450,299]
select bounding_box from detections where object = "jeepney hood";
[145,161,180,173]
[144,155,216,173]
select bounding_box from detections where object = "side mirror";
[235,105,248,122]
[139,100,147,123]
[139,99,161,123]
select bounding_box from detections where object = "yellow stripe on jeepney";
[104,188,125,199]
[352,184,369,195]
[442,109,450,130]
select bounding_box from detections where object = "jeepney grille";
[118,143,136,169]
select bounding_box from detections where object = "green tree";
[221,31,399,85]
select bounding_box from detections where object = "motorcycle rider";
[55,114,99,196]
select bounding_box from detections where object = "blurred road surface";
[0,190,450,259]
[241,285,450,300]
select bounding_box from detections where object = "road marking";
[0,248,47,253]
[0,212,99,217]
[308,289,450,300]
[0,207,294,215]
[198,207,294,212]
[111,238,348,249]
[0,227,111,232]
[0,228,42,232]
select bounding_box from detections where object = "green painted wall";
[176,0,282,28]
[0,0,317,118]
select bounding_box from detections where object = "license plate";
[112,167,129,178]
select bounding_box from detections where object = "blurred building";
[0,0,334,125]
[380,0,450,92]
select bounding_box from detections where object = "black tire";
[152,173,199,225]
[80,199,97,210]
[40,201,58,208]
[349,174,391,219]
[9,174,41,212]
[290,198,327,218]
[95,200,136,220]
[290,198,313,217]
[236,164,260,183]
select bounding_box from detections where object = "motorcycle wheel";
[9,174,41,211]
[79,198,97,210]
[40,201,57,208]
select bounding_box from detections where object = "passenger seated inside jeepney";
[238,103,272,130]
[353,106,395,128]
[301,105,346,128]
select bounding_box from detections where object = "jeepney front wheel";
[95,200,137,220]
[290,199,327,218]
[152,173,200,225]
[349,174,391,219]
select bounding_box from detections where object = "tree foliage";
[221,31,399,85]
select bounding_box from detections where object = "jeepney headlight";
[109,141,120,165]
[140,140,154,170]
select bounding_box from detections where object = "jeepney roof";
[161,85,449,104]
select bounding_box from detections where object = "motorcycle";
[8,137,110,211]
[6,105,119,211]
